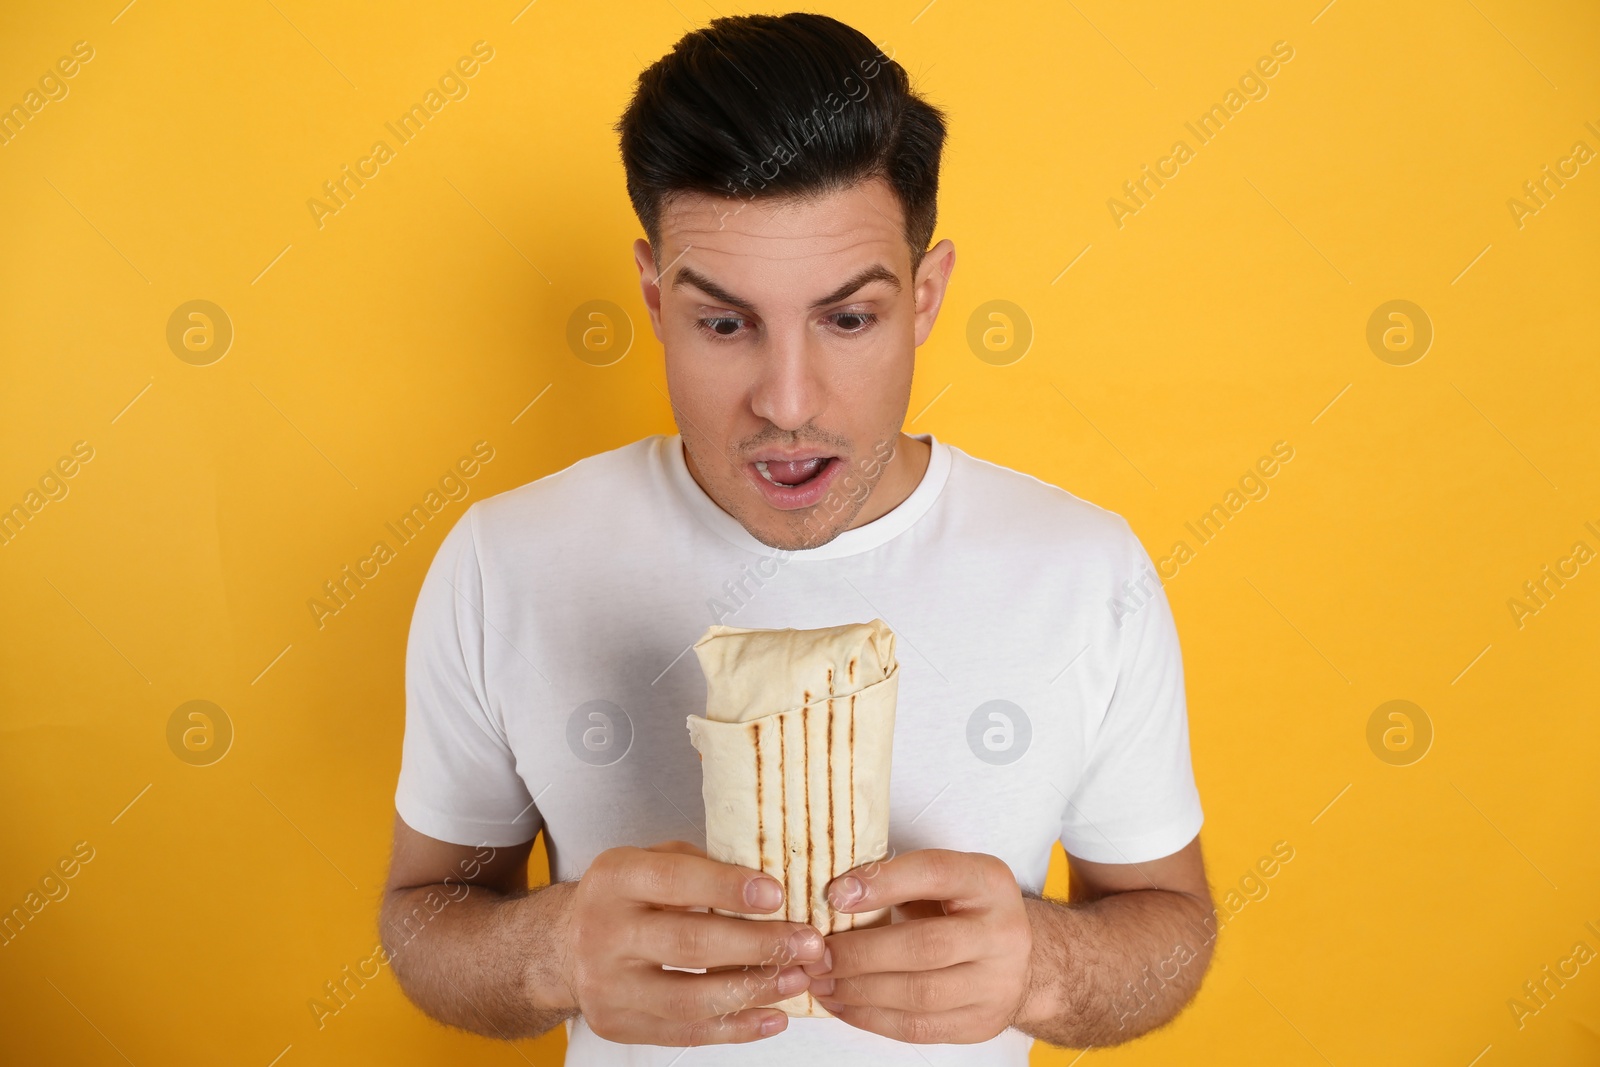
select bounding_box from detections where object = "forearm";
[380,878,579,1039]
[1013,887,1215,1048]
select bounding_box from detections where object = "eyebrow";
[670,263,902,312]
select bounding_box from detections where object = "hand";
[803,849,1033,1043]
[562,840,824,1045]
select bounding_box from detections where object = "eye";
[830,311,877,334]
[693,315,747,340]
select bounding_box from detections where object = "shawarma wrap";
[686,618,899,1017]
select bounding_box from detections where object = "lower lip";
[746,456,844,510]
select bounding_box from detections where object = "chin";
[748,506,857,552]
[755,525,840,552]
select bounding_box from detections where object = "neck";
[845,432,932,530]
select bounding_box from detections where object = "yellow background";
[2,0,1597,1063]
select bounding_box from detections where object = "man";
[382,12,1214,1064]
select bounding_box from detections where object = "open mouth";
[746,455,844,509]
[755,457,832,487]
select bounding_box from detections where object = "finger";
[633,910,825,969]
[815,998,992,1045]
[587,1003,791,1045]
[821,914,984,978]
[637,962,814,1022]
[813,963,984,1013]
[891,899,946,922]
[829,849,1001,913]
[603,845,786,913]
[647,842,711,911]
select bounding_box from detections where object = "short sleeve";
[1059,523,1204,864]
[394,503,543,848]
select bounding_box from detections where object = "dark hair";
[615,12,947,274]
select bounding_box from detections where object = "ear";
[633,238,665,341]
[911,238,956,348]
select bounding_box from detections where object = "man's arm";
[379,812,576,1039]
[1014,835,1216,1048]
[805,835,1214,1049]
[379,813,827,1044]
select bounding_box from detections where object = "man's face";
[634,175,955,551]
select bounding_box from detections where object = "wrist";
[1011,896,1075,1033]
[520,880,582,1018]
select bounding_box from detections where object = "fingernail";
[830,875,863,909]
[818,999,845,1014]
[759,1014,785,1037]
[788,927,822,959]
[777,966,809,995]
[746,877,783,911]
[801,948,830,976]
[810,977,835,997]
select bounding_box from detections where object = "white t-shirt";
[395,432,1203,1065]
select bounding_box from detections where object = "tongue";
[767,457,825,486]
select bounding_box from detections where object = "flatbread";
[686,619,899,1017]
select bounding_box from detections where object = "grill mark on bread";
[802,691,811,928]
[826,667,835,930]
[846,691,856,931]
[779,712,788,920]
[751,721,765,874]
[848,693,856,850]
[846,651,860,926]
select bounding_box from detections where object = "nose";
[748,325,829,432]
